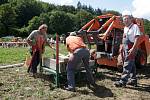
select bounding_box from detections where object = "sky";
[40,0,150,20]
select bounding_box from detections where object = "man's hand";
[48,43,56,50]
[51,46,56,50]
[119,45,123,53]
[128,48,135,59]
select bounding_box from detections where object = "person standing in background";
[114,11,142,87]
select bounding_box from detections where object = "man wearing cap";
[114,11,141,87]
[26,24,53,77]
[64,32,96,91]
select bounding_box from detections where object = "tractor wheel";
[135,50,147,68]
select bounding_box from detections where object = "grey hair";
[38,24,48,30]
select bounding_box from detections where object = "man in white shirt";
[114,11,141,87]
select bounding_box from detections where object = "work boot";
[127,79,137,87]
[114,81,126,87]
[63,86,76,92]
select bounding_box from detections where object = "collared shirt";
[66,36,86,53]
[124,24,141,43]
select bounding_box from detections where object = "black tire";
[135,49,147,68]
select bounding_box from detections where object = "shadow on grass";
[77,84,114,98]
[31,73,57,90]
[127,64,150,93]
[95,63,150,81]
[94,66,121,81]
[136,64,150,79]
[35,71,114,98]
[127,83,150,93]
[0,83,4,87]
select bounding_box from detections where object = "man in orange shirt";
[64,32,96,92]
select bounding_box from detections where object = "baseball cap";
[69,32,77,36]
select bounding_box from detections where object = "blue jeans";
[67,48,95,88]
[119,45,137,84]
[120,60,136,84]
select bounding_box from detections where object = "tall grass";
[0,44,67,65]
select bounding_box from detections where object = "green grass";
[0,47,28,65]
[0,44,67,65]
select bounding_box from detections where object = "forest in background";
[0,0,150,38]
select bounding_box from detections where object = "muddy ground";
[0,64,150,100]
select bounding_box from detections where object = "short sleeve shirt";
[27,30,48,51]
[66,36,86,52]
[124,24,141,43]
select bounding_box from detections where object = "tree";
[48,11,76,35]
[87,5,95,14]
[57,5,76,14]
[144,19,150,35]
[0,3,17,36]
[76,9,93,29]
[26,11,76,36]
[103,10,121,16]
[40,2,56,13]
[95,8,102,16]
[77,1,82,9]
[0,0,8,5]
[14,0,43,27]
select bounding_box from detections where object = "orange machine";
[77,14,150,68]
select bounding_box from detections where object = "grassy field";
[0,47,28,65]
[0,45,150,99]
[0,44,67,65]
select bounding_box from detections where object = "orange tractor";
[77,14,150,68]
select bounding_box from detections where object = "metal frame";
[39,33,60,87]
[39,33,98,87]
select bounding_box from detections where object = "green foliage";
[0,0,8,5]
[48,11,76,35]
[95,8,102,16]
[27,16,42,33]
[0,3,17,37]
[26,11,76,35]
[76,9,94,29]
[103,10,121,16]
[14,0,43,27]
[40,2,56,13]
[0,0,149,38]
[144,19,150,35]
[57,5,76,14]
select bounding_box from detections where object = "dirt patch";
[0,64,150,100]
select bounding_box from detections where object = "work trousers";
[120,59,136,84]
[67,48,95,88]
[28,50,40,74]
[120,39,137,84]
